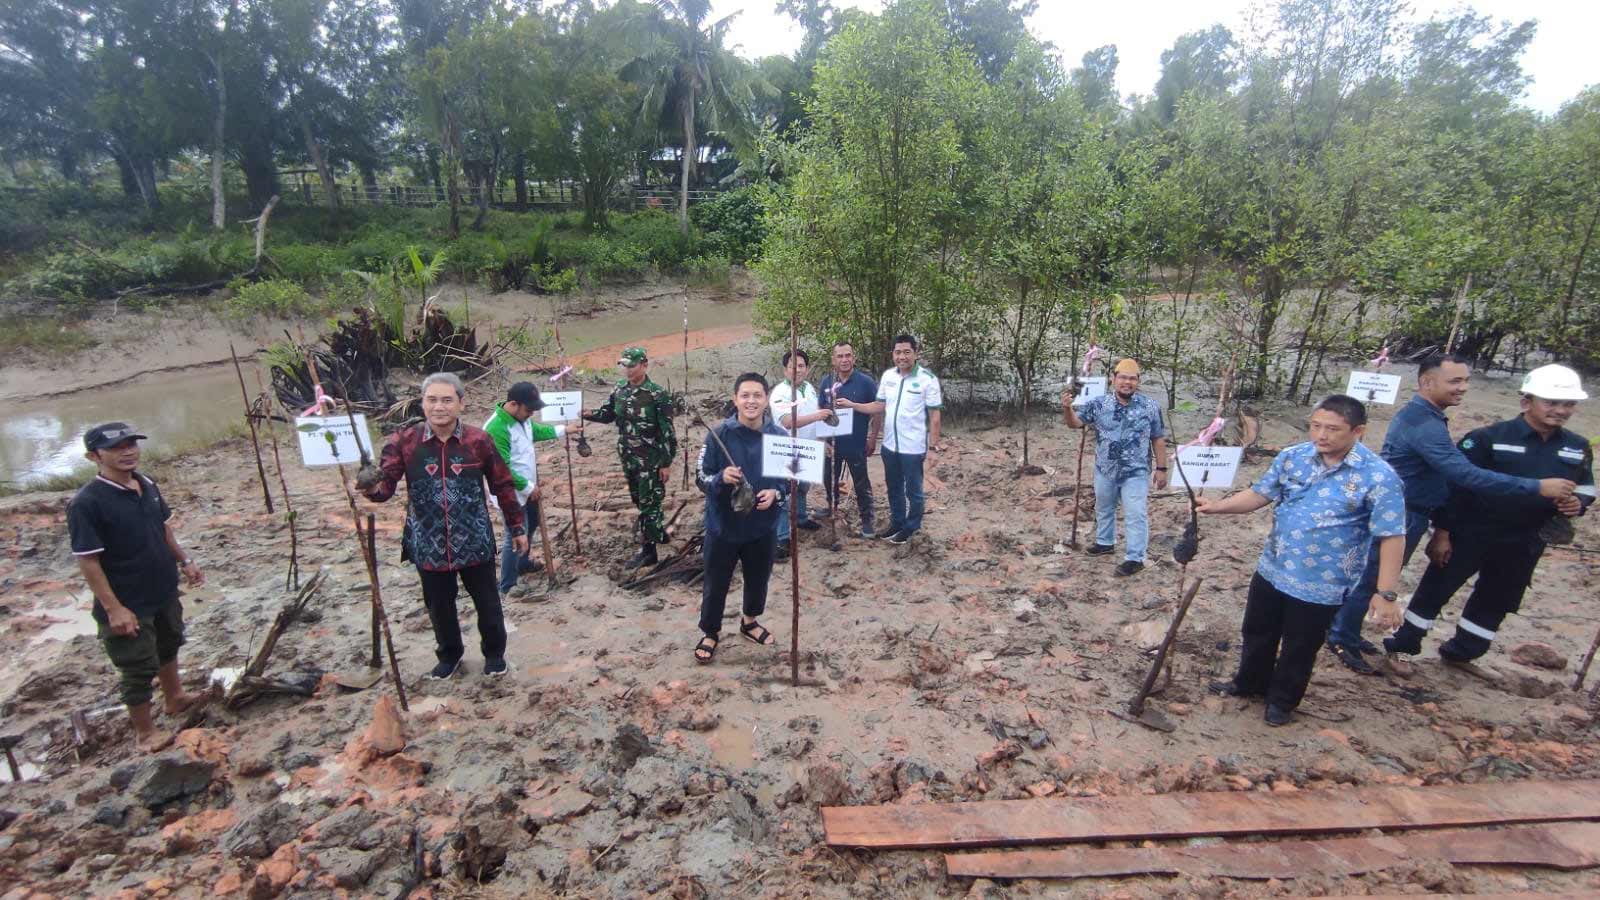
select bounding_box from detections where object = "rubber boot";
[625,542,658,569]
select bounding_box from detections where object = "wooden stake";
[1069,304,1098,549]
[1445,273,1472,355]
[311,346,406,709]
[535,494,557,575]
[254,370,299,591]
[551,321,583,555]
[1574,620,1600,692]
[789,315,802,687]
[367,514,381,668]
[230,343,274,514]
[1130,578,1204,717]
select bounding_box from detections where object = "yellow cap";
[1113,358,1142,377]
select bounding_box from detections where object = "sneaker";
[775,541,791,560]
[877,527,903,541]
[1086,543,1115,556]
[1382,633,1421,657]
[483,657,510,678]
[506,584,532,599]
[427,658,462,680]
[797,519,822,531]
[888,530,914,545]
[1355,638,1379,655]
[517,558,546,575]
[1115,560,1145,577]
[1329,643,1377,675]
[860,527,877,539]
[1264,705,1293,727]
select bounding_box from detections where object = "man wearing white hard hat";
[1384,364,1594,666]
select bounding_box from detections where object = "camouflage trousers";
[623,459,669,544]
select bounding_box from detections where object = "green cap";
[618,347,648,366]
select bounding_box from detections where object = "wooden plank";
[821,779,1600,850]
[943,822,1600,880]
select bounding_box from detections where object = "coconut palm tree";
[624,0,762,233]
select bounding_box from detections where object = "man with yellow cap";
[1062,357,1170,575]
[1383,364,1593,667]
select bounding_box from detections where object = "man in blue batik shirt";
[1326,354,1575,674]
[1062,358,1170,576]
[1198,395,1407,726]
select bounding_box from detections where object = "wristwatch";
[1377,590,1398,602]
[1156,467,1168,472]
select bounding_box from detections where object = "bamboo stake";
[254,370,299,591]
[230,343,274,514]
[367,514,381,668]
[789,316,802,687]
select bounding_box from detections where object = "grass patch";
[0,316,98,357]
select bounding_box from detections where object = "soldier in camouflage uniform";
[583,347,678,567]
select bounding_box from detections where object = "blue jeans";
[775,484,810,543]
[1328,507,1432,649]
[881,450,926,535]
[1093,470,1150,562]
[497,497,541,592]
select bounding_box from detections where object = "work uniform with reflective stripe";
[1389,415,1594,662]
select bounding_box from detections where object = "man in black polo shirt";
[67,422,206,751]
[1384,365,1594,667]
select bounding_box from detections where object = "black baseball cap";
[506,382,546,409]
[85,422,148,451]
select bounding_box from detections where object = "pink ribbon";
[1369,346,1390,370]
[301,385,334,417]
[1079,344,1102,377]
[549,365,574,385]
[1179,416,1225,453]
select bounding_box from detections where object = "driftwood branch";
[225,570,326,707]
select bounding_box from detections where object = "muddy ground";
[1,280,1598,899]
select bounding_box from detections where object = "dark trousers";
[699,533,777,637]
[1234,573,1340,711]
[418,562,506,664]
[1328,506,1432,649]
[1389,534,1542,661]
[827,449,875,522]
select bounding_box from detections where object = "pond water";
[0,291,753,489]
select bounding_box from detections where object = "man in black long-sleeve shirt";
[1385,365,1593,665]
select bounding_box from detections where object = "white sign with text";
[540,390,583,422]
[812,407,856,438]
[295,415,375,467]
[1072,377,1108,407]
[1172,445,1243,490]
[761,435,826,485]
[1346,371,1402,405]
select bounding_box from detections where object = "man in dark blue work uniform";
[1384,365,1594,667]
[1328,354,1577,674]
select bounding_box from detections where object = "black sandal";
[740,620,774,645]
[694,635,719,664]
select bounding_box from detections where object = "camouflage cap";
[618,347,648,366]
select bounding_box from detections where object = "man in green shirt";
[483,382,575,594]
[583,347,678,568]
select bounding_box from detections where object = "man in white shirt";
[771,349,832,558]
[483,382,575,595]
[837,334,943,544]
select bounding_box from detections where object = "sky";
[717,0,1598,115]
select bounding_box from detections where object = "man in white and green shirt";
[771,349,833,556]
[484,382,571,593]
[838,334,943,543]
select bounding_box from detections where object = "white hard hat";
[1520,364,1588,401]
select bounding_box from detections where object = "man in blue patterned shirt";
[1062,358,1170,576]
[1198,395,1407,726]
